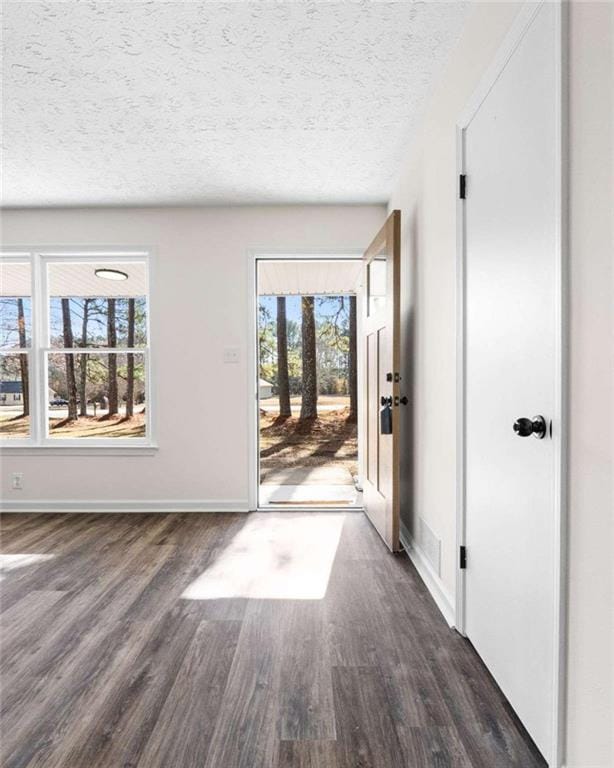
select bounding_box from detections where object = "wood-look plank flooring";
[0,512,546,768]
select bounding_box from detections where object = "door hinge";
[459,546,467,569]
[459,174,467,200]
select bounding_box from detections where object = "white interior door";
[462,4,562,764]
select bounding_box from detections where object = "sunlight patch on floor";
[0,553,54,580]
[181,513,345,601]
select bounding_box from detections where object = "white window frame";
[0,248,156,453]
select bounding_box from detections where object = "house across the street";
[0,381,57,405]
[259,379,273,399]
[0,380,22,405]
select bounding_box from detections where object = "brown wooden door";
[361,210,401,551]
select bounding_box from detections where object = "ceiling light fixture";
[95,268,128,281]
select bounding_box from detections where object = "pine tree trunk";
[299,296,318,420]
[348,294,357,422]
[17,298,29,417]
[61,298,78,421]
[107,299,118,416]
[79,299,90,417]
[276,296,291,418]
[126,298,135,418]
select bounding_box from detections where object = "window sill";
[0,443,158,456]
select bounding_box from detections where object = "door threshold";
[257,505,364,513]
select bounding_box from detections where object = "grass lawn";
[0,412,145,438]
[0,414,30,438]
[259,407,357,483]
[49,413,146,438]
[287,395,349,406]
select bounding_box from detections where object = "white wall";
[0,205,384,508]
[390,0,525,602]
[390,2,613,766]
[566,3,613,766]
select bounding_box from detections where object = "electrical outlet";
[12,472,24,491]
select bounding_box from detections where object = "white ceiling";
[2,1,468,208]
[258,259,362,296]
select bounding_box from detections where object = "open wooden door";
[361,210,401,551]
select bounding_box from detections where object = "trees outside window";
[299,296,318,421]
[276,296,291,419]
[258,291,358,489]
[0,254,151,443]
[348,295,357,422]
[106,298,118,417]
[78,298,91,417]
[48,291,147,437]
[61,297,78,421]
[125,298,136,418]
[0,261,32,438]
[16,298,30,417]
[258,293,356,421]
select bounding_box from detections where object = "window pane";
[48,262,147,349]
[0,262,32,349]
[0,353,30,438]
[48,352,146,439]
[367,256,386,316]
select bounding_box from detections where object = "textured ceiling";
[2,1,468,207]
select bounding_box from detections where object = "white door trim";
[455,2,568,765]
[246,249,363,512]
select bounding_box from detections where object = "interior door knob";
[513,415,547,439]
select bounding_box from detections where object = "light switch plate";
[223,346,240,364]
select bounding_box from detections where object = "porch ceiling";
[0,261,147,298]
[257,259,362,297]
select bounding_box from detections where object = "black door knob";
[513,415,547,439]
[380,395,392,407]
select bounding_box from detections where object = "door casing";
[247,250,365,512]
[455,2,568,765]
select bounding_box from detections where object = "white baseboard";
[0,499,250,513]
[400,520,456,628]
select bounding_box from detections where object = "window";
[367,255,387,316]
[0,260,32,439]
[0,251,152,447]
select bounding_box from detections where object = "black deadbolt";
[380,404,393,434]
[513,415,547,439]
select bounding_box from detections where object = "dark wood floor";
[0,512,545,768]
